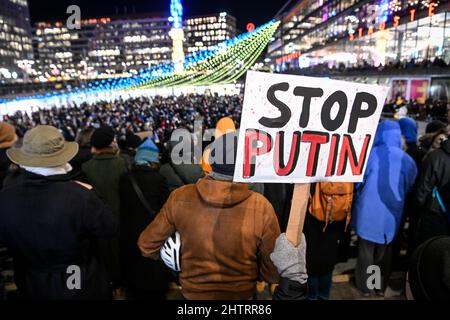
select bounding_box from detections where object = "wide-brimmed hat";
[7,125,78,167]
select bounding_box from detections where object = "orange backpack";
[309,182,354,231]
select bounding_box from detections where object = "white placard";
[233,71,389,183]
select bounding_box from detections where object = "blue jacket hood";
[352,119,418,244]
[398,117,417,144]
[374,120,402,148]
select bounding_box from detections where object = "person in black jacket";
[119,138,172,299]
[0,122,17,190]
[415,138,450,246]
[0,122,17,299]
[159,131,204,192]
[406,236,450,300]
[120,133,142,170]
[397,117,424,265]
[304,213,345,299]
[69,127,94,173]
[398,117,424,171]
[0,125,117,300]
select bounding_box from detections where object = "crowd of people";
[0,92,449,300]
[287,57,450,76]
[383,96,449,122]
[1,94,243,146]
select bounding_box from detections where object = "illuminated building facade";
[0,0,33,83]
[268,0,450,72]
[185,13,237,53]
[32,12,237,82]
[32,15,173,81]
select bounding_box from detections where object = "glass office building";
[32,13,237,82]
[32,15,174,82]
[185,12,237,53]
[268,0,450,72]
[0,0,33,83]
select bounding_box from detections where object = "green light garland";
[136,20,280,89]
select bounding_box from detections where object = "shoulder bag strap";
[129,173,157,219]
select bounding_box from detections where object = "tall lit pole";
[169,0,185,74]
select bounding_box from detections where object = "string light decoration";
[133,20,280,89]
[0,20,280,105]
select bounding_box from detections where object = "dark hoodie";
[138,177,280,300]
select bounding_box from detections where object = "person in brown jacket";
[138,132,280,300]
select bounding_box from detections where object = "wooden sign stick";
[286,183,311,247]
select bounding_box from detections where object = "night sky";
[28,0,290,30]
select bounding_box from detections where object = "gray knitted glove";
[270,233,308,284]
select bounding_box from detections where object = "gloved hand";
[270,233,307,284]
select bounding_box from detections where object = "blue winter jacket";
[351,120,418,245]
[398,117,417,144]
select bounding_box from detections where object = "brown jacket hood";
[195,177,252,207]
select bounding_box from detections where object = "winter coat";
[138,177,280,300]
[69,146,92,173]
[304,213,346,275]
[119,149,135,170]
[118,165,172,295]
[0,148,11,190]
[82,152,128,285]
[159,162,204,191]
[82,153,128,215]
[263,183,294,232]
[352,120,417,245]
[415,139,450,243]
[417,139,450,207]
[398,117,425,172]
[0,171,117,299]
[405,142,425,174]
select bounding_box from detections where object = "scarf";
[21,163,73,176]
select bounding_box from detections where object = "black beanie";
[126,134,142,149]
[425,120,446,134]
[407,236,450,300]
[210,131,238,176]
[91,126,115,149]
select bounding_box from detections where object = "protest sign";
[233,71,389,184]
[234,71,389,246]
